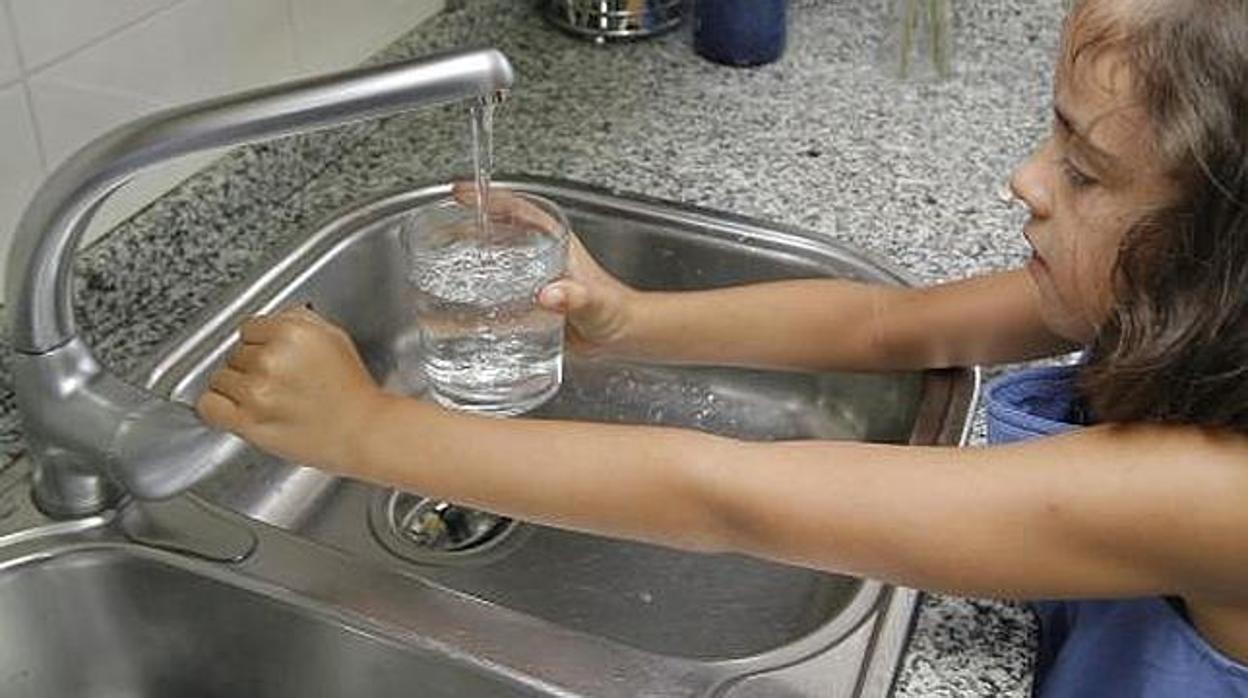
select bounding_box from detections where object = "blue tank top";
[985,366,1248,697]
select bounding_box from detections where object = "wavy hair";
[1066,0,1248,430]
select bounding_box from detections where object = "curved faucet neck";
[8,49,515,516]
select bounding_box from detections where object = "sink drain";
[368,489,523,565]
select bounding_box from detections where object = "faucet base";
[31,459,121,519]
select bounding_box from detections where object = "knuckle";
[240,317,267,337]
[233,379,259,407]
[261,357,285,378]
[232,384,276,420]
[207,371,229,393]
[281,321,310,342]
[252,348,281,375]
[248,388,276,415]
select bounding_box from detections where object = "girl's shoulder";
[1089,422,1248,596]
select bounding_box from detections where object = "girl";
[196,1,1248,694]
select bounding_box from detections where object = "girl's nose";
[1009,147,1052,219]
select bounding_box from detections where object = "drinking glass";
[401,191,569,416]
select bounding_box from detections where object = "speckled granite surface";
[0,0,1073,694]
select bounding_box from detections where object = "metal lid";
[544,0,685,42]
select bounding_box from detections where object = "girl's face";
[1009,44,1177,343]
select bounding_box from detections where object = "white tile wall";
[8,0,178,70]
[29,0,297,167]
[0,5,19,84]
[290,0,444,74]
[0,84,44,267]
[26,79,165,170]
[0,0,444,300]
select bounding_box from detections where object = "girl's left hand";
[195,306,387,471]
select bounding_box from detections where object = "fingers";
[450,182,563,236]
[238,315,281,345]
[199,305,366,444]
[239,310,322,345]
[226,307,353,376]
[238,306,342,344]
[450,180,480,206]
[538,280,591,314]
[208,367,255,406]
[226,343,274,373]
[195,391,242,432]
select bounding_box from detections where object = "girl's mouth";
[1022,229,1047,273]
[1026,250,1048,275]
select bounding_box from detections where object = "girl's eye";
[1061,158,1096,189]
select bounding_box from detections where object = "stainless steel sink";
[1,178,976,697]
[0,479,687,698]
[0,546,536,697]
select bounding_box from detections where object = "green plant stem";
[899,0,920,78]
[930,0,951,78]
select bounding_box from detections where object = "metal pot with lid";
[543,0,685,43]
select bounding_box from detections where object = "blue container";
[693,0,787,67]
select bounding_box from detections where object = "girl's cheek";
[1081,238,1124,323]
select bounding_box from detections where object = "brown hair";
[1067,0,1248,430]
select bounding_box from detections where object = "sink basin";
[9,177,973,696]
[0,547,534,697]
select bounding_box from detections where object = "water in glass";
[405,208,566,416]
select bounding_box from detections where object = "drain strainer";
[368,489,524,565]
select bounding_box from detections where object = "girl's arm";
[351,399,1248,600]
[464,187,1073,372]
[197,309,1248,601]
[615,268,1076,371]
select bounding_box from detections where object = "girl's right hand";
[450,182,640,357]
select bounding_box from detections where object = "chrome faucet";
[7,49,516,518]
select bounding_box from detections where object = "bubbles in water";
[407,232,562,307]
[407,228,565,416]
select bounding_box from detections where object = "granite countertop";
[0,0,1069,694]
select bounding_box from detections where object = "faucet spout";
[7,49,516,517]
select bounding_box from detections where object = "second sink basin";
[0,546,530,697]
[137,177,976,695]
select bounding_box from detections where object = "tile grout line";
[16,78,43,172]
[0,0,46,172]
[17,0,186,76]
[11,0,210,251]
